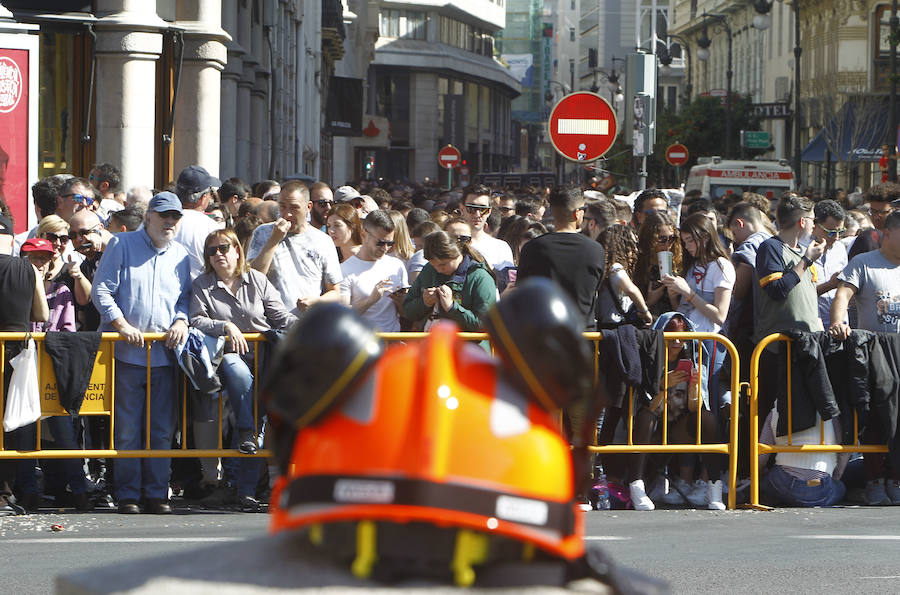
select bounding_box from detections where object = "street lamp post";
[752,0,803,186]
[658,35,693,104]
[697,14,733,159]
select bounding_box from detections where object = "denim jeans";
[761,464,846,507]
[219,353,257,431]
[113,362,177,502]
[13,417,88,496]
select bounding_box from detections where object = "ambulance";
[684,157,795,200]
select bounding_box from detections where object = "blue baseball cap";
[148,191,184,214]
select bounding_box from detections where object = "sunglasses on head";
[464,203,490,214]
[45,232,70,244]
[62,193,95,206]
[375,239,395,248]
[204,243,231,257]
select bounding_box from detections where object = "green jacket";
[402,256,497,332]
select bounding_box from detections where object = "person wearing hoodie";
[627,312,726,511]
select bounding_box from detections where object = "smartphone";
[507,269,518,286]
[391,286,409,296]
[675,359,695,381]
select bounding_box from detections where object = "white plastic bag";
[4,338,41,432]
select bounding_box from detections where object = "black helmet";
[483,277,592,411]
[263,302,382,473]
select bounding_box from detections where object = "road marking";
[557,119,609,135]
[792,535,900,541]
[584,536,629,541]
[3,537,244,544]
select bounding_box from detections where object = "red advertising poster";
[0,48,28,233]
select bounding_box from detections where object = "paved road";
[3,506,900,593]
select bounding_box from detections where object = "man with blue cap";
[92,192,192,515]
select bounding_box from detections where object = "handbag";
[4,338,41,432]
[602,279,648,328]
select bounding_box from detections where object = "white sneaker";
[686,479,708,507]
[660,478,687,505]
[629,479,655,511]
[707,480,726,510]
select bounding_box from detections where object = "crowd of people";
[0,163,898,516]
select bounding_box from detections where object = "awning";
[801,100,892,163]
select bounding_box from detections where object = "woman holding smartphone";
[626,313,724,511]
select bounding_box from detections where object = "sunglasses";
[464,203,491,214]
[310,200,334,207]
[62,193,95,206]
[497,206,515,213]
[644,208,667,215]
[158,210,183,220]
[45,232,70,244]
[72,226,102,238]
[204,243,232,257]
[456,235,472,244]
[207,213,225,223]
[657,234,677,244]
[817,224,844,238]
[375,239,395,248]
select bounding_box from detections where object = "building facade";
[0,0,338,220]
[356,0,520,184]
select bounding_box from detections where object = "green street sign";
[741,130,771,149]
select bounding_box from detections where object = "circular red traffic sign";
[548,92,618,162]
[665,143,689,167]
[438,145,461,169]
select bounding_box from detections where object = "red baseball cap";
[21,238,55,254]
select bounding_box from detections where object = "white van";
[685,157,795,200]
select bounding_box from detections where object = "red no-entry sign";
[548,92,618,162]
[438,145,461,169]
[666,143,689,167]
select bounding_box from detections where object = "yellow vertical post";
[110,341,116,449]
[253,338,259,432]
[146,340,152,450]
[786,339,792,446]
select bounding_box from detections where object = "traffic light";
[365,156,374,172]
[588,48,598,69]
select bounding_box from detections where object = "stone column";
[249,70,268,182]
[172,0,229,178]
[218,0,241,178]
[93,1,167,190]
[235,66,253,182]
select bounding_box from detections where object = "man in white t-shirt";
[173,165,221,279]
[340,210,408,332]
[248,180,342,314]
[830,211,900,506]
[459,184,514,272]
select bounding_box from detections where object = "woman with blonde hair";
[326,203,363,262]
[386,209,415,263]
[190,228,296,511]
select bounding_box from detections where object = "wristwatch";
[801,255,814,268]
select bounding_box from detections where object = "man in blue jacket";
[92,192,192,514]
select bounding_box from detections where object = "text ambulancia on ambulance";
[684,157,795,200]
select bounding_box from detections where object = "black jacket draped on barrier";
[598,327,665,408]
[43,331,102,415]
[780,330,900,469]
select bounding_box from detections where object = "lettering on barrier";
[39,341,113,415]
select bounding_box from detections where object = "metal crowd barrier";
[1,329,741,512]
[0,332,269,459]
[584,332,741,510]
[748,333,890,508]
